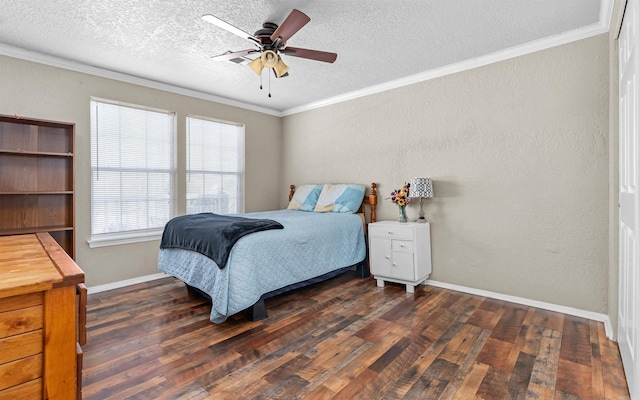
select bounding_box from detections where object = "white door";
[619,0,640,397]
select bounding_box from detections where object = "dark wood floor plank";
[404,358,459,399]
[490,303,528,343]
[436,328,491,399]
[589,320,605,399]
[381,321,465,398]
[81,277,630,399]
[475,337,514,371]
[368,336,412,373]
[555,358,594,399]
[295,333,368,383]
[356,333,433,398]
[479,297,505,312]
[331,367,378,399]
[507,351,536,399]
[526,327,562,398]
[521,309,552,356]
[321,330,403,394]
[560,315,592,367]
[438,324,484,366]
[466,307,505,331]
[451,361,489,399]
[259,374,313,400]
[476,366,510,399]
[293,338,374,398]
[597,322,631,400]
[154,381,213,400]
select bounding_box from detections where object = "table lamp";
[408,177,433,223]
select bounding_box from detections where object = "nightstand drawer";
[369,225,413,240]
[392,240,413,252]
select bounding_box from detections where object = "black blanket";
[160,213,284,269]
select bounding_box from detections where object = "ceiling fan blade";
[211,49,260,61]
[281,47,337,63]
[270,9,310,43]
[202,14,260,44]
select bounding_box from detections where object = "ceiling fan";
[202,9,337,79]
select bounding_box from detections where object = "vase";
[398,206,408,223]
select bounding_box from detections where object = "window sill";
[87,230,163,248]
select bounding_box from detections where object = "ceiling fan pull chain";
[259,71,263,90]
[268,72,272,98]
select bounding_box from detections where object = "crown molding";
[0,0,612,119]
[282,0,613,116]
[0,43,282,117]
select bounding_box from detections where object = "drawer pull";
[385,256,390,259]
[400,244,405,248]
[388,230,393,234]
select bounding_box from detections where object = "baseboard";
[86,273,615,340]
[426,279,615,340]
[88,273,169,294]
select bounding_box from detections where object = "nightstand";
[368,221,432,293]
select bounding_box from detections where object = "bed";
[158,182,378,323]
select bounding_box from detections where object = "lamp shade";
[408,177,433,198]
[248,57,264,75]
[260,50,278,68]
[273,57,289,78]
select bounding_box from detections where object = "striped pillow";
[314,184,365,213]
[287,184,323,211]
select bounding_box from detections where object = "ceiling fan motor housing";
[254,22,279,48]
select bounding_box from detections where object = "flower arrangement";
[390,183,412,222]
[390,183,412,207]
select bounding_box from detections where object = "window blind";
[90,100,175,238]
[186,116,244,215]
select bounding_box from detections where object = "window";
[186,116,244,215]
[89,99,175,246]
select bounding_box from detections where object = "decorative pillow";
[287,184,323,211]
[314,184,366,213]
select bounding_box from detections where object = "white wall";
[283,34,610,314]
[0,54,283,287]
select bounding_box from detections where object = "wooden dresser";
[0,233,85,399]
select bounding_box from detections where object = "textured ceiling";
[0,1,608,115]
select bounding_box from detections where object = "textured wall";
[283,34,610,313]
[0,55,282,287]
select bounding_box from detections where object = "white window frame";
[88,98,177,248]
[186,115,245,216]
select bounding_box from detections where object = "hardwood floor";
[82,274,630,399]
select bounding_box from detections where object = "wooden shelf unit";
[0,115,75,258]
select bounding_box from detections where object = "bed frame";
[187,182,378,321]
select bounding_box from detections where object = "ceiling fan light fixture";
[260,50,278,69]
[273,57,289,78]
[248,57,264,75]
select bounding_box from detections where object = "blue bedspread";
[158,210,366,323]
